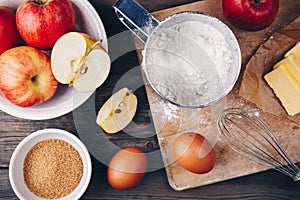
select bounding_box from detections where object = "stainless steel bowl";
[114,0,241,108]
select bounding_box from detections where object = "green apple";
[51,32,110,92]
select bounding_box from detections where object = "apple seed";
[80,66,88,75]
[115,109,122,114]
[71,40,102,83]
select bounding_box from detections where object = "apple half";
[96,88,138,134]
[51,32,110,92]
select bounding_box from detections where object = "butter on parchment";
[264,42,300,116]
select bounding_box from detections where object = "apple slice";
[51,32,110,92]
[96,88,138,134]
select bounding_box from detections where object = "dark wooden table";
[1,0,299,199]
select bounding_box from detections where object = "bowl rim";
[142,11,242,108]
[0,0,108,120]
[9,128,92,200]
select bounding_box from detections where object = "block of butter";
[285,41,300,58]
[264,42,300,116]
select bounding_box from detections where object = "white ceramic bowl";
[0,0,108,120]
[9,128,92,200]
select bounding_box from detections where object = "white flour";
[143,20,233,107]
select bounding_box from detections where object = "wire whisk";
[217,108,300,181]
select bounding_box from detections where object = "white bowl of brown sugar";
[9,128,92,200]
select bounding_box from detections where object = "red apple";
[16,0,76,50]
[0,46,58,107]
[222,0,279,31]
[0,6,19,55]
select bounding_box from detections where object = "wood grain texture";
[0,0,299,199]
[136,0,300,191]
[1,165,300,200]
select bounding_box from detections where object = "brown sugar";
[23,138,83,199]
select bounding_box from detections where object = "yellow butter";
[285,41,300,58]
[287,54,300,82]
[273,58,287,69]
[273,54,300,81]
[264,64,300,116]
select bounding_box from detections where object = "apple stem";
[85,39,102,56]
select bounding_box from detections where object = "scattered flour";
[143,19,234,107]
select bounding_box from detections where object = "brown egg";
[107,147,147,190]
[173,132,216,174]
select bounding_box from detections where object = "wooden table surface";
[0,0,299,199]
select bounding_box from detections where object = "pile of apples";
[0,0,110,107]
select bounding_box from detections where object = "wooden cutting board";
[134,0,300,191]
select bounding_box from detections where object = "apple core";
[51,32,111,93]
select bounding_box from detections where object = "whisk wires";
[217,108,300,181]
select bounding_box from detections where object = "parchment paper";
[239,16,300,123]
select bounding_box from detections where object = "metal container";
[113,0,241,108]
